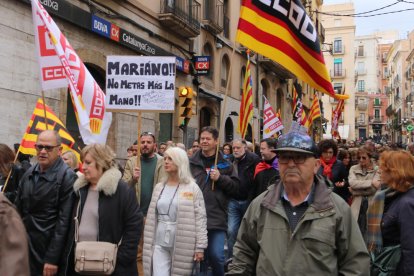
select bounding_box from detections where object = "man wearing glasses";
[228,126,369,275]
[15,130,77,276]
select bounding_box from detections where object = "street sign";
[407,124,414,131]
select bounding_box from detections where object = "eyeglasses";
[358,156,368,160]
[278,154,312,164]
[34,144,61,152]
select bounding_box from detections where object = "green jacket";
[228,175,370,276]
[122,154,166,205]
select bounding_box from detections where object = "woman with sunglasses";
[348,146,381,238]
[143,147,207,276]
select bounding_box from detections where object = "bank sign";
[194,56,210,75]
[91,15,119,42]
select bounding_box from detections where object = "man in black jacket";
[15,130,76,276]
[252,138,280,199]
[189,126,239,276]
[227,139,260,262]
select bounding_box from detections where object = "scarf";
[366,188,398,253]
[320,156,336,180]
[254,157,279,178]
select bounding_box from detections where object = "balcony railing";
[203,0,224,35]
[159,0,201,38]
[330,69,346,78]
[369,116,385,124]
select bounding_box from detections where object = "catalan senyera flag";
[263,96,283,139]
[19,99,81,161]
[331,99,344,139]
[32,0,112,144]
[237,53,254,138]
[237,0,348,100]
[307,94,321,126]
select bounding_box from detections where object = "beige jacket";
[143,181,208,276]
[122,154,166,204]
[348,164,380,219]
[0,193,29,276]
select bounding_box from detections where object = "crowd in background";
[1,130,414,275]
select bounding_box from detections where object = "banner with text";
[106,56,176,111]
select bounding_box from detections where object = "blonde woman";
[143,147,207,276]
[62,150,82,177]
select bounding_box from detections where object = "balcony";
[258,56,295,79]
[159,0,201,38]
[386,104,395,116]
[203,0,224,35]
[356,69,367,76]
[369,116,385,124]
[330,69,346,79]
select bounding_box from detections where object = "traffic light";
[177,86,197,129]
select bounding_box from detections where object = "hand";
[209,169,220,181]
[194,252,204,262]
[133,167,141,181]
[372,179,381,189]
[43,263,58,276]
[335,181,345,187]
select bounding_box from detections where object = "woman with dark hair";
[317,139,350,202]
[0,144,25,202]
[222,142,234,162]
[349,146,380,237]
[367,150,414,275]
[61,143,142,275]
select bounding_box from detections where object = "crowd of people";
[1,127,414,275]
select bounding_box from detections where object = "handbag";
[191,260,207,276]
[74,200,122,275]
[370,244,401,276]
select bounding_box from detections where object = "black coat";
[60,168,142,276]
[189,150,239,231]
[382,188,414,275]
[233,152,261,201]
[318,160,351,202]
[252,160,280,200]
[15,158,76,275]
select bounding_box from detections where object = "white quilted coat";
[143,181,208,276]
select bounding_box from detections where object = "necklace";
[157,184,179,216]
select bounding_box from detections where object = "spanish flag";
[237,0,347,100]
[19,99,81,161]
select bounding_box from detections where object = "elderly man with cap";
[227,124,370,275]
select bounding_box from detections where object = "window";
[221,55,230,87]
[374,98,381,106]
[357,62,365,74]
[358,45,364,57]
[334,58,343,76]
[383,67,388,78]
[359,113,365,122]
[333,38,343,54]
[240,66,246,96]
[203,43,214,79]
[374,109,380,118]
[261,79,268,108]
[358,80,365,92]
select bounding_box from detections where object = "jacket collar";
[32,157,66,181]
[262,174,334,212]
[73,167,122,196]
[190,149,226,167]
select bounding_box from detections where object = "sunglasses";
[358,156,368,160]
[35,144,60,152]
[278,154,313,164]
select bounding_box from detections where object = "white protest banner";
[106,56,176,112]
[263,96,283,139]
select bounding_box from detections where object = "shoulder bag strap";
[74,199,81,243]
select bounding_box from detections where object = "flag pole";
[41,91,49,130]
[212,47,236,191]
[2,150,20,193]
[136,112,142,168]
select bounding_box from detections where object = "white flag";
[263,96,283,139]
[31,0,112,144]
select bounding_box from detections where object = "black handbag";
[370,244,401,276]
[191,261,207,276]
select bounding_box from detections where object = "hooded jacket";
[189,150,239,231]
[60,167,143,276]
[228,175,370,275]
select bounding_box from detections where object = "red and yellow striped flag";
[237,0,347,100]
[19,99,81,161]
[237,53,254,138]
[331,99,344,139]
[307,94,321,126]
